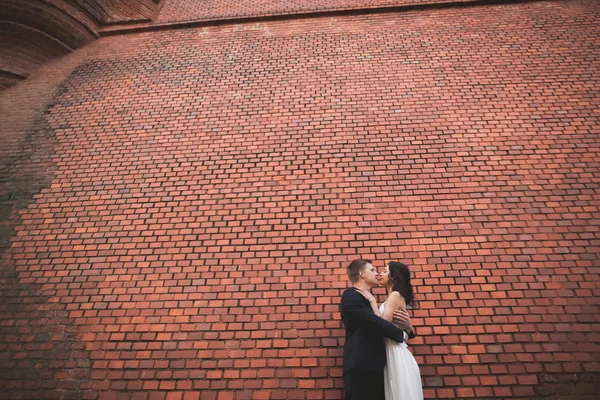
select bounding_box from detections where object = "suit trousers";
[343,368,385,400]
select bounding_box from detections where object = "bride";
[377,261,423,400]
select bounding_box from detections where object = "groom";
[340,259,413,400]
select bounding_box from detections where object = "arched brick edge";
[0,71,24,91]
[0,0,160,91]
[0,0,97,91]
[0,0,99,49]
[0,22,71,90]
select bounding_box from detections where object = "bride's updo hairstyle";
[388,262,415,308]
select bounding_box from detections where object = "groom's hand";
[392,309,412,330]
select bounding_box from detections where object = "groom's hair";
[347,259,372,283]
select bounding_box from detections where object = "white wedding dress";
[379,303,424,400]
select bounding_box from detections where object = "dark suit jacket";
[340,287,406,373]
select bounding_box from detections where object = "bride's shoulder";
[388,291,406,308]
[389,291,402,300]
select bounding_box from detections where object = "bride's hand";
[355,286,377,304]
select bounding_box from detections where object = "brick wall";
[80,0,161,24]
[155,0,473,22]
[0,0,599,399]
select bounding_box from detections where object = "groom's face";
[360,263,379,287]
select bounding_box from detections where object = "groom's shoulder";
[341,287,359,299]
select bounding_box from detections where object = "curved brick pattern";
[1,1,600,399]
[0,0,99,49]
[156,0,472,22]
[0,0,161,92]
[0,23,70,78]
[0,0,98,92]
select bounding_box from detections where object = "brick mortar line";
[99,0,550,37]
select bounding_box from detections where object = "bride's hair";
[388,262,415,307]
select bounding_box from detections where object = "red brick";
[1,1,599,399]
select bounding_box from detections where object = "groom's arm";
[393,309,416,339]
[341,289,405,343]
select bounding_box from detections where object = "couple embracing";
[340,259,423,400]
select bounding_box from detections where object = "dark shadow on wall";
[0,87,95,400]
